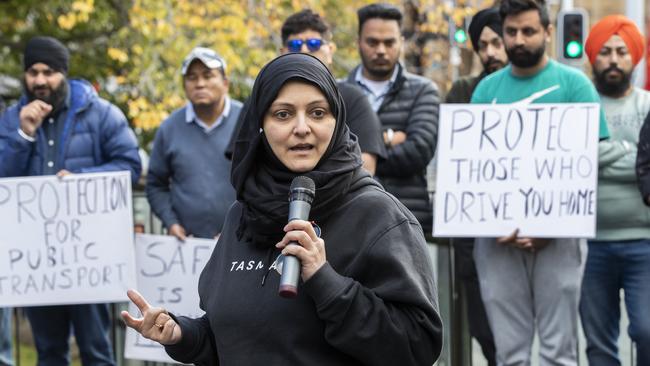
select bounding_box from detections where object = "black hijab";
[230,53,364,247]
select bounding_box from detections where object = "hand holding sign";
[497,228,551,252]
[56,169,71,178]
[168,223,187,242]
[121,289,182,346]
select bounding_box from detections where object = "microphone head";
[290,176,315,195]
[289,176,315,203]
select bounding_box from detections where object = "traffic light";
[450,16,470,48]
[557,9,588,64]
[454,27,467,44]
[562,13,584,58]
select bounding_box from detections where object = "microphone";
[279,176,316,298]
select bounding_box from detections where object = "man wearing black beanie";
[19,36,71,125]
[444,7,508,366]
[24,36,70,74]
[0,36,141,366]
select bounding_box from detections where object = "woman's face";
[263,81,336,173]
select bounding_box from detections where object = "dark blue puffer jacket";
[0,79,141,183]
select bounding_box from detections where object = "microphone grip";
[278,199,312,298]
[279,243,301,298]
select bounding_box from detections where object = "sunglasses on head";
[286,38,326,53]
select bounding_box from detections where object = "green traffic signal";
[565,40,582,58]
[454,29,467,44]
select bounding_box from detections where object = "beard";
[24,79,68,112]
[482,57,507,74]
[364,67,393,79]
[506,43,545,68]
[360,53,396,80]
[594,65,632,97]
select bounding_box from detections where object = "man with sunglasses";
[146,47,242,241]
[280,9,386,175]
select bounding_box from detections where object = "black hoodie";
[165,53,443,366]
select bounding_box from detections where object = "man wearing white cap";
[146,47,242,240]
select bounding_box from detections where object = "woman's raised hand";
[121,289,182,345]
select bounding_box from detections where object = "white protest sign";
[0,171,136,306]
[433,103,600,238]
[124,234,216,363]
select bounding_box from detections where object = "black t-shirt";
[337,81,386,159]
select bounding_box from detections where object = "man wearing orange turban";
[582,14,650,366]
[586,15,645,67]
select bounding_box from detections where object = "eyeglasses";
[286,38,326,53]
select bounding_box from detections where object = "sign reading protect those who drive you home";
[433,103,600,238]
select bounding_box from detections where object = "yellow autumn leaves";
[128,96,184,131]
[108,48,129,64]
[57,0,95,30]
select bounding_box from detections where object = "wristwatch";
[385,128,394,147]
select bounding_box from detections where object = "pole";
[626,0,646,88]
[13,308,20,366]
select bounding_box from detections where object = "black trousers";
[454,238,496,366]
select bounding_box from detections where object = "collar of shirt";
[354,66,398,111]
[185,96,231,133]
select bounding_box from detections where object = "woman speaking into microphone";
[122,53,442,365]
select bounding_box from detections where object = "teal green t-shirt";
[471,59,610,139]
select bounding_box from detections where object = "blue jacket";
[0,79,141,183]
